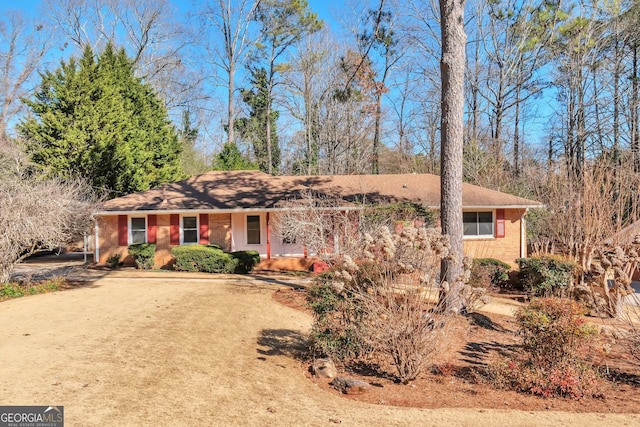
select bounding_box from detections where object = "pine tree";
[178,109,209,176]
[212,142,258,171]
[19,43,183,198]
[235,67,280,173]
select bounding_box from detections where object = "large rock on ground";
[330,376,370,395]
[311,358,337,378]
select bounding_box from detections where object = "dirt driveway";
[0,274,638,426]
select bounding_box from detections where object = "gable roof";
[99,170,541,214]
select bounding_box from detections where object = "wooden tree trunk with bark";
[439,0,467,314]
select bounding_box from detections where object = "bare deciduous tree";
[196,0,261,147]
[0,139,98,283]
[0,10,52,138]
[45,0,197,111]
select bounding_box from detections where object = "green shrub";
[517,298,597,368]
[469,258,511,290]
[172,244,238,273]
[517,256,579,297]
[230,250,261,273]
[128,243,156,269]
[307,276,369,361]
[485,298,602,399]
[106,253,123,268]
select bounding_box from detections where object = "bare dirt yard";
[0,267,639,426]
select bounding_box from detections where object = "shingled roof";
[99,170,541,213]
[99,170,321,212]
[282,174,541,209]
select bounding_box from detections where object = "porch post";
[266,212,271,260]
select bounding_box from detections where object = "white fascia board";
[461,204,544,210]
[94,206,359,216]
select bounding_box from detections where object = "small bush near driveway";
[128,243,156,269]
[230,250,261,273]
[172,245,239,273]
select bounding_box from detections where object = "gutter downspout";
[266,212,271,260]
[520,209,528,259]
[94,220,100,264]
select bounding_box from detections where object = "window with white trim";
[463,211,494,237]
[130,217,147,244]
[182,216,198,244]
[247,215,261,244]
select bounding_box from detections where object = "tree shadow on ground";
[458,340,520,366]
[251,274,310,290]
[602,368,640,388]
[466,312,509,332]
[256,328,309,360]
[346,361,398,383]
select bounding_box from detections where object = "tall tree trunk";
[613,39,621,163]
[470,29,480,145]
[514,71,522,177]
[576,65,586,179]
[266,62,274,175]
[632,44,639,172]
[439,0,467,314]
[372,93,382,174]
[228,63,235,146]
[493,68,505,157]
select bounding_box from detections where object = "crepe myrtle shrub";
[486,298,602,399]
[307,225,457,383]
[517,256,579,297]
[172,245,238,273]
[128,243,156,269]
[230,250,261,273]
[273,191,437,265]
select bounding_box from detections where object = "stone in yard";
[311,358,338,378]
[330,376,370,395]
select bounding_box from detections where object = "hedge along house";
[94,170,542,269]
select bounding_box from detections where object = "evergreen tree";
[19,43,183,198]
[235,67,280,173]
[252,0,322,174]
[212,142,258,171]
[178,109,209,176]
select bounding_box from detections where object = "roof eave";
[95,206,359,216]
[96,203,543,216]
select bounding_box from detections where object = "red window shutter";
[495,209,505,238]
[118,215,128,246]
[170,214,180,245]
[199,214,209,244]
[148,214,157,244]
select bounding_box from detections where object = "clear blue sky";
[2,0,339,26]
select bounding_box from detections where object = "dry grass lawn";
[0,274,638,426]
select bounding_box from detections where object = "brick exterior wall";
[154,214,173,268]
[209,214,232,251]
[97,212,233,267]
[97,209,525,269]
[463,208,525,268]
[97,215,126,265]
